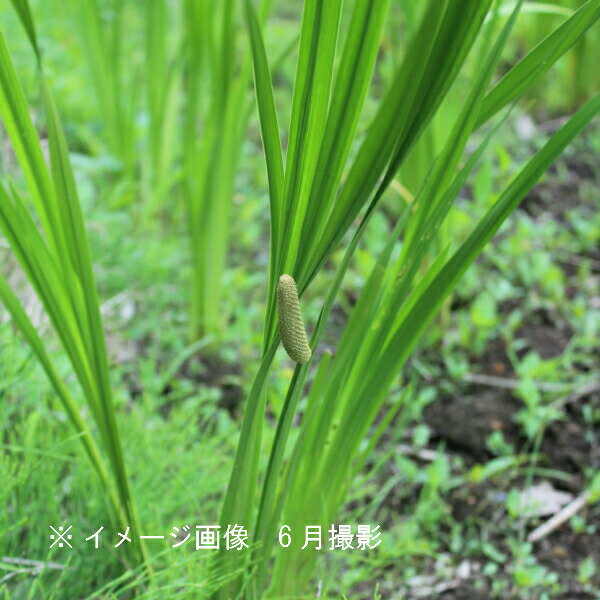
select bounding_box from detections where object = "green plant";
[511,0,600,112]
[396,0,586,199]
[182,0,254,340]
[0,1,146,564]
[69,0,137,182]
[65,0,252,340]
[2,0,599,597]
[142,0,181,218]
[213,0,600,597]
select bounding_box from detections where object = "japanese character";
[224,524,249,551]
[115,527,132,547]
[356,524,381,550]
[84,526,104,549]
[302,525,322,550]
[328,524,354,550]
[170,525,192,548]
[196,525,221,550]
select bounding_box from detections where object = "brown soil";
[151,350,244,419]
[536,514,600,598]
[180,352,244,417]
[424,388,519,460]
[515,310,574,360]
[438,585,490,600]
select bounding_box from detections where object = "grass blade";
[477,0,600,126]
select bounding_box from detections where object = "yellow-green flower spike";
[277,274,312,364]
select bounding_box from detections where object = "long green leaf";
[244,0,284,251]
[477,0,600,127]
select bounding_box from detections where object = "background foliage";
[0,1,599,599]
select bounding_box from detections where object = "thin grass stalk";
[0,275,123,524]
